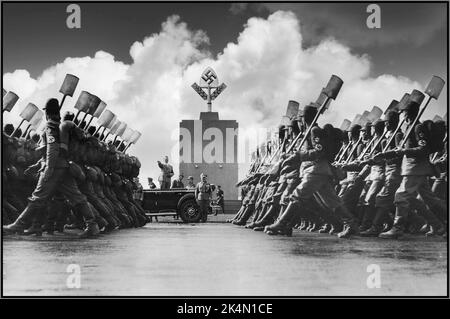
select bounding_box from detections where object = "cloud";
[3,11,445,182]
[261,3,447,48]
[229,3,248,15]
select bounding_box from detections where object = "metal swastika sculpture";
[192,67,227,112]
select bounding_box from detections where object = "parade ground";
[3,216,447,296]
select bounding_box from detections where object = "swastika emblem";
[199,67,219,87]
[192,66,226,111]
[201,70,217,85]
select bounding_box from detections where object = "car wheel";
[179,199,201,223]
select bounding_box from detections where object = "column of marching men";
[2,74,148,238]
[230,74,448,239]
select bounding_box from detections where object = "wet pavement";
[2,217,447,296]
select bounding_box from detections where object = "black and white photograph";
[1,1,448,301]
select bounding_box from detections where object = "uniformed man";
[157,155,174,189]
[360,110,403,236]
[185,176,195,189]
[376,100,446,239]
[3,98,100,238]
[264,126,359,238]
[358,120,386,232]
[171,174,185,189]
[195,173,212,222]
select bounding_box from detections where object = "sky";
[2,2,448,181]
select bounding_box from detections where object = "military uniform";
[171,179,185,189]
[195,179,212,222]
[265,126,358,238]
[158,161,174,189]
[379,121,446,238]
[358,122,386,231]
[360,127,403,236]
[3,99,99,237]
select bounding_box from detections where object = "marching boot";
[23,208,46,236]
[24,223,43,236]
[3,204,37,234]
[65,211,85,230]
[378,224,404,239]
[96,216,108,232]
[359,205,376,232]
[230,206,245,223]
[360,225,382,237]
[42,220,55,235]
[245,205,267,229]
[335,205,359,239]
[360,206,387,237]
[406,213,426,234]
[78,222,100,239]
[425,225,446,237]
[252,204,279,229]
[245,222,257,229]
[74,202,100,238]
[65,222,84,230]
[232,206,254,226]
[337,223,359,238]
[264,202,299,236]
[379,207,408,239]
[414,204,445,237]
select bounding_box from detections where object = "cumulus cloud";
[3,11,445,181]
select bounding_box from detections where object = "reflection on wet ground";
[3,222,447,296]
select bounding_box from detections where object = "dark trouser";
[46,194,71,228]
[197,200,209,222]
[290,173,355,226]
[394,175,446,227]
[372,174,402,229]
[86,194,118,226]
[360,179,384,229]
[217,199,224,214]
[12,168,95,227]
[160,181,171,190]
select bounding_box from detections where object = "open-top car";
[142,188,203,223]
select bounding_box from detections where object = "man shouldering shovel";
[373,76,447,239]
[3,98,100,238]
